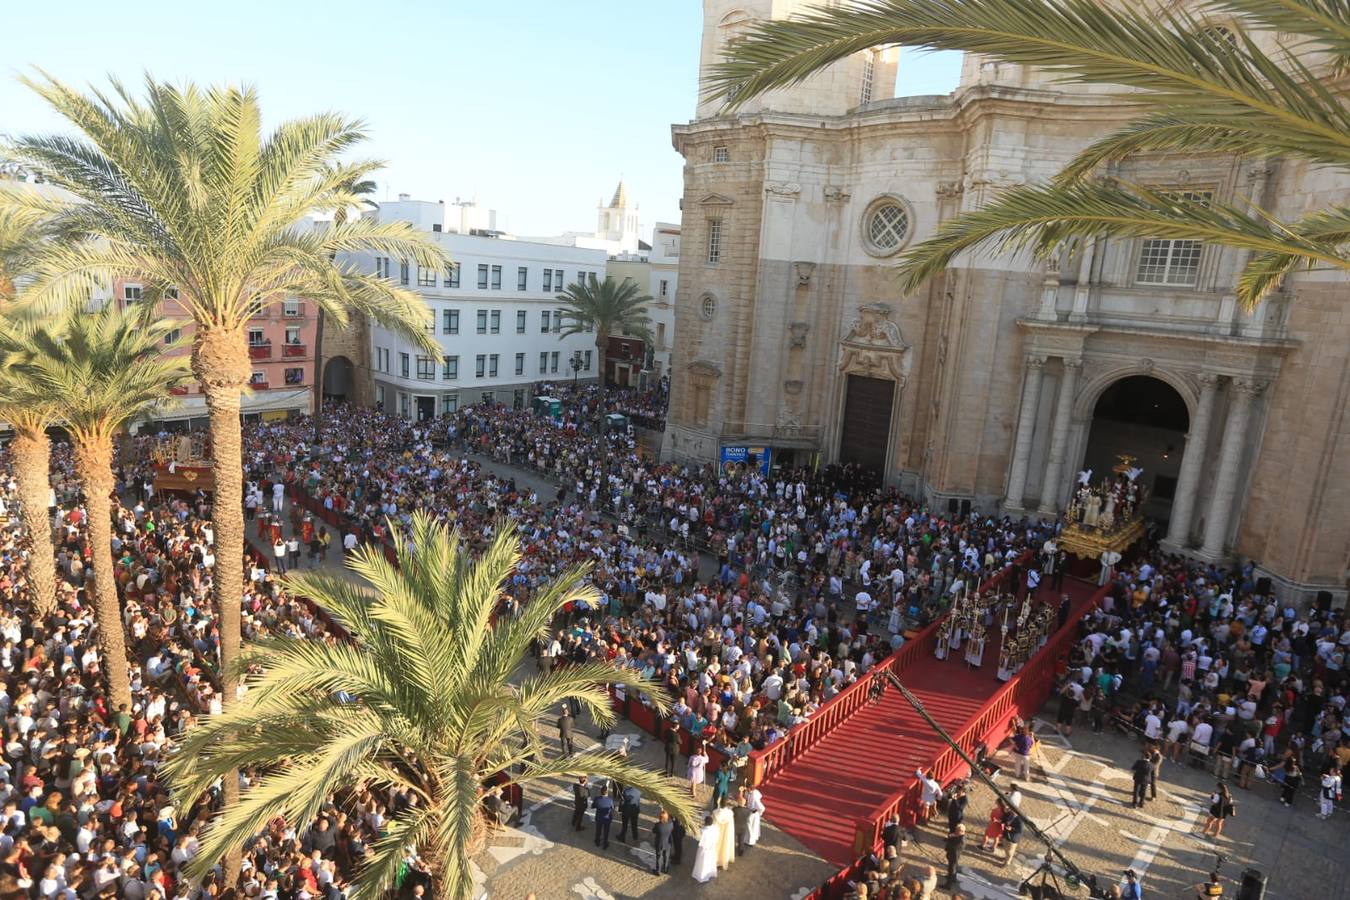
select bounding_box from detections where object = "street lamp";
[568,351,583,383]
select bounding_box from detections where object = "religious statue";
[1084,492,1101,527]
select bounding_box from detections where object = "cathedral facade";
[664,0,1350,601]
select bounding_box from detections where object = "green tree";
[0,199,63,618]
[557,274,654,427]
[0,76,447,872]
[313,168,378,441]
[0,304,189,711]
[165,513,697,900]
[705,0,1350,306]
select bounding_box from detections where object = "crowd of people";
[0,383,1337,899]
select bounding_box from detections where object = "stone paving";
[476,702,1346,899]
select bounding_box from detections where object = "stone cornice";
[1017,317,1300,354]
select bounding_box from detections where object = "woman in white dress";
[745,787,765,846]
[691,816,719,883]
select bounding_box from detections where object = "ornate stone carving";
[824,185,851,203]
[1233,378,1269,396]
[936,180,964,200]
[765,181,801,198]
[1197,372,1221,387]
[793,261,816,285]
[687,359,723,381]
[838,303,910,383]
[783,379,804,396]
[1138,358,1155,374]
[1026,354,1048,369]
[788,322,810,348]
[698,193,734,207]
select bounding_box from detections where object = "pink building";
[113,277,319,427]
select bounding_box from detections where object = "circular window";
[701,295,718,320]
[862,196,913,257]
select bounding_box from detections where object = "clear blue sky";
[3,0,961,236]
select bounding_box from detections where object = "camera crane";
[872,669,1108,899]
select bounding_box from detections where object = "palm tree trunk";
[72,440,133,712]
[193,326,249,887]
[10,426,59,617]
[311,306,326,444]
[595,330,608,432]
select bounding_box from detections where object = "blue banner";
[720,444,772,476]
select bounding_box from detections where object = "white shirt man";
[1143,710,1163,741]
[271,481,285,512]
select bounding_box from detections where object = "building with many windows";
[353,198,606,420]
[666,0,1350,601]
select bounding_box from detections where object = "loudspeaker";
[1317,591,1333,613]
[1237,868,1267,900]
[1255,577,1271,596]
[948,498,958,515]
[960,499,971,518]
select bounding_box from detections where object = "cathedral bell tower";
[696,0,898,120]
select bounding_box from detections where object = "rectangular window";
[416,356,436,380]
[418,267,436,287]
[477,264,489,289]
[517,267,528,291]
[713,145,729,163]
[490,265,502,290]
[1135,239,1203,286]
[442,309,459,334]
[513,388,525,410]
[443,355,458,380]
[445,263,460,288]
[441,393,458,414]
[400,259,410,285]
[164,328,181,345]
[123,283,143,303]
[860,51,875,104]
[577,271,588,287]
[539,352,548,375]
[516,310,526,333]
[247,328,266,346]
[489,310,500,334]
[543,269,553,292]
[476,310,488,334]
[285,325,301,345]
[488,354,499,377]
[399,393,409,417]
[282,298,301,316]
[706,217,723,264]
[550,351,559,374]
[541,311,551,333]
[584,350,593,371]
[164,286,180,301]
[481,391,494,405]
[659,279,669,298]
[554,309,562,333]
[514,352,525,375]
[250,371,267,387]
[475,354,486,378]
[400,353,410,378]
[554,274,564,293]
[1135,190,1212,287]
[284,367,304,386]
[374,257,390,279]
[376,385,385,408]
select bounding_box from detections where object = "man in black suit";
[664,722,680,776]
[651,809,675,875]
[558,705,575,757]
[571,776,588,831]
[733,795,752,854]
[592,784,614,849]
[943,823,966,889]
[671,815,686,866]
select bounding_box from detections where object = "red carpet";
[761,580,1098,866]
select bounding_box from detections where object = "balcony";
[722,421,824,446]
[249,379,270,391]
[282,342,307,358]
[248,343,272,360]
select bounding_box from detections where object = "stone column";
[1037,358,1082,515]
[1004,355,1047,509]
[1163,373,1220,550]
[1199,379,1265,558]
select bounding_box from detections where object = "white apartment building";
[357,198,606,420]
[648,221,679,379]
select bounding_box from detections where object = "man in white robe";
[691,816,719,882]
[712,799,736,869]
[745,788,765,846]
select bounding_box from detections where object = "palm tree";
[0,75,447,833]
[557,274,654,427]
[313,169,379,441]
[0,304,189,712]
[165,513,697,900]
[0,203,62,618]
[705,0,1350,307]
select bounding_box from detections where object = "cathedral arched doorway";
[1080,375,1189,526]
[321,356,354,404]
